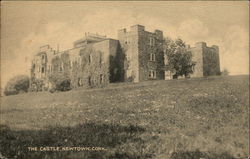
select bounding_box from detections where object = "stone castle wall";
[118,26,140,82]
[31,25,221,91]
[190,42,205,78]
[31,39,122,90]
[118,25,165,82]
[190,42,220,77]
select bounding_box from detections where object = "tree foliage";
[164,38,196,77]
[4,75,30,96]
[30,78,44,92]
[49,73,71,92]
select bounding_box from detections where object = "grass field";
[0,75,249,159]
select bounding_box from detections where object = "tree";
[164,38,196,78]
[4,75,30,96]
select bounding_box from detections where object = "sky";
[1,1,249,88]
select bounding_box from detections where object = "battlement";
[118,28,127,34]
[118,25,145,36]
[195,42,207,48]
[130,24,145,32]
[211,45,219,52]
[194,42,219,53]
[154,29,163,40]
[191,41,220,77]
[118,24,163,38]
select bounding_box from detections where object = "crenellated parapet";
[118,25,165,82]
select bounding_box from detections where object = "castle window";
[41,55,46,63]
[125,38,129,44]
[48,65,51,73]
[100,74,103,83]
[164,56,169,65]
[149,70,156,79]
[88,76,92,86]
[150,53,156,61]
[41,67,45,73]
[89,54,92,63]
[60,64,63,71]
[78,78,83,87]
[99,54,103,66]
[149,37,155,46]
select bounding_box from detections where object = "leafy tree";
[164,38,196,78]
[4,75,30,96]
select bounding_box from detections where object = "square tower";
[190,42,220,77]
[118,25,165,82]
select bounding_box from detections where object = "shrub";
[55,79,71,91]
[29,79,44,92]
[49,74,71,92]
[4,75,30,96]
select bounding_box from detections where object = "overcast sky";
[1,1,249,88]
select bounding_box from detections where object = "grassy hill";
[0,75,249,159]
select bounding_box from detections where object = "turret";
[130,25,145,33]
[195,42,207,49]
[118,28,127,40]
[155,29,163,40]
[211,45,219,53]
[211,45,220,74]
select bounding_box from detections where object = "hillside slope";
[0,75,249,159]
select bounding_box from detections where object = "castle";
[189,42,220,77]
[30,25,220,91]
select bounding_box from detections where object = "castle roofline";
[74,33,107,44]
[193,41,219,49]
[131,24,145,28]
[55,38,117,56]
[118,24,163,36]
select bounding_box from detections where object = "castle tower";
[31,45,56,87]
[190,42,221,77]
[211,45,220,75]
[118,25,164,82]
[189,42,206,78]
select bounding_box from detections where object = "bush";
[49,74,71,92]
[30,79,44,92]
[4,75,30,96]
[55,79,71,91]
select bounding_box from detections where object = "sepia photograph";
[0,1,249,159]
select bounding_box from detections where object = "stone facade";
[118,25,165,82]
[31,25,221,91]
[189,42,220,77]
[31,33,123,90]
[31,45,56,81]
